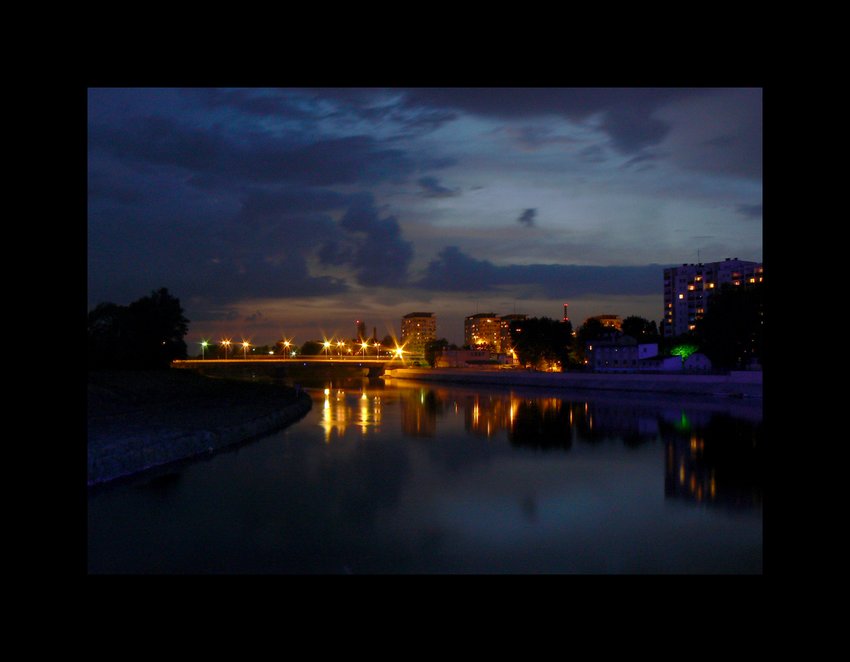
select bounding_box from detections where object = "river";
[87,377,763,574]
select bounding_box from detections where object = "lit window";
[678,293,684,299]
[688,285,695,291]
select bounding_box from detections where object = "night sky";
[87,88,762,348]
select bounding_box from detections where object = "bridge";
[171,356,412,382]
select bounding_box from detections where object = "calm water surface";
[88,378,763,574]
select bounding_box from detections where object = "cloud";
[400,88,693,156]
[656,88,762,180]
[517,209,537,227]
[736,203,762,219]
[505,125,578,151]
[418,176,460,198]
[89,114,421,189]
[416,246,665,299]
[318,196,414,286]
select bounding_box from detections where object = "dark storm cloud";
[88,193,350,309]
[401,88,691,155]
[318,196,414,286]
[418,176,460,198]
[667,89,762,180]
[517,208,537,227]
[236,185,361,222]
[89,114,419,188]
[87,91,439,309]
[191,88,318,120]
[417,246,662,298]
[87,153,354,309]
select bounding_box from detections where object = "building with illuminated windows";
[588,314,622,331]
[499,314,527,353]
[663,258,763,337]
[464,313,502,350]
[400,312,436,355]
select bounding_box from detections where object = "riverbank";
[383,367,763,398]
[87,370,312,486]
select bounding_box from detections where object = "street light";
[282,340,291,358]
[200,340,209,360]
[221,339,231,360]
[374,342,381,359]
[361,341,369,357]
[337,340,345,357]
[242,340,250,359]
[323,340,332,359]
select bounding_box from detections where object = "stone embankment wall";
[88,370,313,486]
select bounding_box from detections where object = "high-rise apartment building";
[401,312,436,355]
[663,258,764,337]
[464,313,502,350]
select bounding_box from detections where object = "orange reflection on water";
[317,388,382,443]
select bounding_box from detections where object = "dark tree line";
[695,281,764,369]
[510,317,573,370]
[88,288,189,370]
[424,338,454,367]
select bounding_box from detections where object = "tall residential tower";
[464,313,502,351]
[663,258,763,337]
[401,312,436,355]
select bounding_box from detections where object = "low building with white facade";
[587,336,660,372]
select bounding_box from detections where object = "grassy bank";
[87,369,312,486]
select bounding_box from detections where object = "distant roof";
[466,313,498,319]
[403,312,434,318]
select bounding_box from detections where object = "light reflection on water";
[88,378,763,574]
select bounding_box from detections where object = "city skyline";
[88,88,762,347]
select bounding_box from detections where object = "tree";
[87,302,129,369]
[622,316,660,343]
[571,317,606,367]
[88,288,189,370]
[510,317,572,371]
[299,340,324,356]
[670,342,700,365]
[424,338,450,367]
[125,288,189,368]
[696,282,764,369]
[380,334,395,354]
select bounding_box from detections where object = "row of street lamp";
[198,338,404,360]
[200,339,252,360]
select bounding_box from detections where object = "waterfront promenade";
[383,367,763,398]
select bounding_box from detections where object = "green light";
[670,344,699,361]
